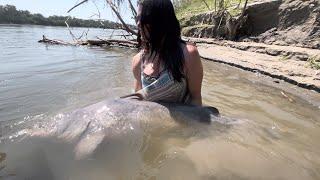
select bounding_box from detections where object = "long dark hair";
[137,0,186,82]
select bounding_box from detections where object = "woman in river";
[132,0,203,106]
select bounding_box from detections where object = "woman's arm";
[185,44,203,106]
[132,53,142,92]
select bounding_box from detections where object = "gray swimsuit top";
[138,55,191,104]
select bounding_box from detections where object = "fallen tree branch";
[38,35,74,45]
[38,35,138,48]
[97,37,138,45]
[84,39,138,47]
[65,17,80,42]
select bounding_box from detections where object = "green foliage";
[174,0,250,19]
[0,5,120,29]
[175,0,213,19]
[279,55,290,61]
[308,56,320,70]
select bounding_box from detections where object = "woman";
[132,0,203,106]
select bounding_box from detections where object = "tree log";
[38,35,73,45]
[38,35,138,48]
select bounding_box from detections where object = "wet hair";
[137,0,186,82]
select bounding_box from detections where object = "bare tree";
[201,0,211,10]
[105,0,138,35]
[67,0,137,36]
[215,0,217,11]
[219,0,224,10]
[40,0,139,47]
[225,0,249,40]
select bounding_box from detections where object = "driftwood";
[85,39,138,47]
[38,35,138,48]
[38,35,73,45]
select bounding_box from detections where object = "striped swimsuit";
[137,64,191,104]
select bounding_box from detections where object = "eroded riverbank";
[189,37,320,94]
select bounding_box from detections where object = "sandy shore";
[189,37,320,93]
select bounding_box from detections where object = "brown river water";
[0,25,320,180]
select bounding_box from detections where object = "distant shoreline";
[0,4,134,29]
[0,23,114,29]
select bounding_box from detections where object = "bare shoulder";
[183,42,201,68]
[132,51,142,68]
[187,42,199,55]
[132,51,142,79]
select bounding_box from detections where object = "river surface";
[0,24,320,180]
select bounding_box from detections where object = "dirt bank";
[181,0,320,49]
[180,0,320,93]
[184,37,320,93]
[245,0,320,49]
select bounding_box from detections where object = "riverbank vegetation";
[174,0,250,40]
[0,5,121,29]
[308,56,320,70]
[174,0,251,19]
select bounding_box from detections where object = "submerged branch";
[38,35,74,45]
[38,35,138,48]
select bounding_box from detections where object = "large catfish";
[2,98,236,159]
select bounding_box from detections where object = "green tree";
[0,5,121,29]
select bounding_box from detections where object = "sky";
[0,0,137,24]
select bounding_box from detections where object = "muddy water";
[0,25,320,179]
